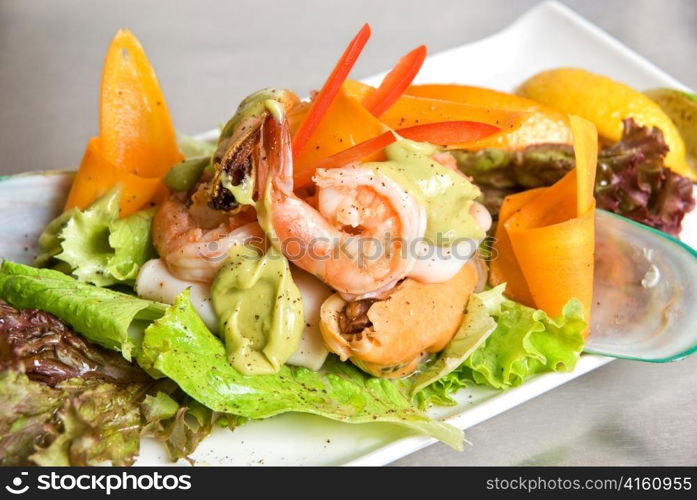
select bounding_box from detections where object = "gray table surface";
[1,0,695,466]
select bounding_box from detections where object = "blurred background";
[1,0,695,465]
[1,0,696,175]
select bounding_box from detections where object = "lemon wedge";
[519,68,695,181]
[645,88,697,178]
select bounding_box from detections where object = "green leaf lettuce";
[35,188,156,287]
[138,290,464,450]
[0,261,166,360]
[141,385,240,463]
[0,371,234,466]
[0,263,462,450]
[415,286,585,407]
[178,134,217,159]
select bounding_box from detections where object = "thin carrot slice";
[64,138,162,217]
[405,84,557,112]
[292,24,371,159]
[363,45,427,117]
[569,114,597,214]
[505,171,595,321]
[66,30,180,217]
[343,79,526,149]
[405,84,573,149]
[100,29,182,177]
[490,115,597,328]
[488,188,544,306]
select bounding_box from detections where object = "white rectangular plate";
[131,1,695,466]
[4,1,691,466]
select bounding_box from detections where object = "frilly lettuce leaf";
[0,371,145,466]
[54,188,121,286]
[0,296,150,386]
[138,290,463,450]
[34,208,78,268]
[142,390,180,421]
[455,119,695,236]
[0,293,237,465]
[594,118,695,237]
[1,261,461,450]
[36,188,156,287]
[0,371,235,466]
[164,157,210,192]
[164,135,217,192]
[107,207,157,282]
[415,286,585,408]
[0,261,166,360]
[0,370,67,465]
[141,386,240,463]
[30,379,145,466]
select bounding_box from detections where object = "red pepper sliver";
[312,131,396,171]
[291,23,372,159]
[310,120,499,173]
[364,45,427,117]
[397,120,500,144]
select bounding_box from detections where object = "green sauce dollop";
[368,140,484,246]
[211,245,304,375]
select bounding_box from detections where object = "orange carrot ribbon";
[65,29,181,217]
[490,115,597,329]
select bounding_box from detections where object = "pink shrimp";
[152,188,263,283]
[258,113,427,298]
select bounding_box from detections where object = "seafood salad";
[1,24,695,466]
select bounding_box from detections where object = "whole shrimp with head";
[257,108,491,299]
[151,90,299,283]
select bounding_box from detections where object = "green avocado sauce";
[209,99,305,376]
[218,89,289,142]
[367,140,484,245]
[219,170,256,207]
[211,244,304,375]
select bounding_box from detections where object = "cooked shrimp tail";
[258,107,294,202]
[257,112,428,298]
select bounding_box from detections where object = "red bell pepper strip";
[311,120,500,171]
[312,131,396,170]
[292,23,371,159]
[363,45,427,117]
[398,120,500,144]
